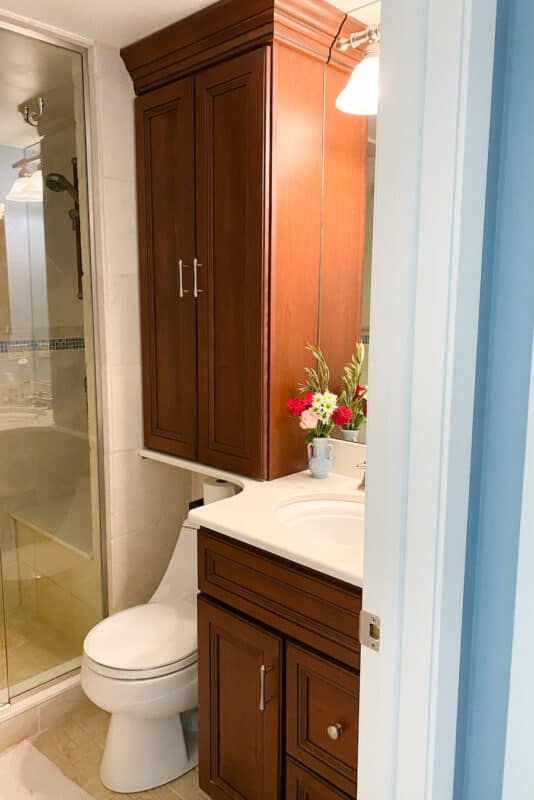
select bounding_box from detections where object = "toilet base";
[101,712,198,793]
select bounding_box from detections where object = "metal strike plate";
[359,610,381,652]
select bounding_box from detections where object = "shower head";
[45,172,78,202]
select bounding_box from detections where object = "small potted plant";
[338,342,368,443]
[287,345,354,478]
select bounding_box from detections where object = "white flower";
[310,391,337,423]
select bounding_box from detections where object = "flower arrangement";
[338,342,368,433]
[286,345,354,444]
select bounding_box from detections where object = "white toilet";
[81,519,199,794]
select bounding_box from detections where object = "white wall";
[87,44,191,613]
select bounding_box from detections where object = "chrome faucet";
[356,460,366,491]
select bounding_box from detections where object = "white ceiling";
[0,27,76,148]
[0,0,381,48]
[0,0,380,147]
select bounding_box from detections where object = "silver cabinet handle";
[178,259,189,299]
[327,723,343,741]
[259,664,272,712]
[193,257,204,298]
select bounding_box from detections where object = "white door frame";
[360,0,498,797]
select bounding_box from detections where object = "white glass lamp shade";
[6,169,43,203]
[336,54,380,116]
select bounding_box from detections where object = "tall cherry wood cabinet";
[122,0,368,479]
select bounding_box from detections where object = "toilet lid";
[83,600,197,672]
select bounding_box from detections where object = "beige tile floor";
[32,701,208,800]
[2,608,79,692]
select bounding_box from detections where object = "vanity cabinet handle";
[259,664,272,712]
[327,723,343,741]
[193,257,204,298]
[178,259,189,299]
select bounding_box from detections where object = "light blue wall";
[455,0,534,795]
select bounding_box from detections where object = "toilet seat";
[83,600,197,680]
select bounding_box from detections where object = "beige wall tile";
[34,535,80,591]
[36,577,72,638]
[110,526,179,612]
[19,571,38,615]
[70,556,102,614]
[16,522,35,568]
[106,364,143,453]
[103,275,141,367]
[102,178,138,276]
[108,452,186,538]
[69,594,101,650]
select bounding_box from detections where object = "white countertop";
[188,470,365,587]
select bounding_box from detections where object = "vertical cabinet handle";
[177,259,189,299]
[193,257,204,298]
[259,664,272,712]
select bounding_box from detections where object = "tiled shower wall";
[88,45,191,613]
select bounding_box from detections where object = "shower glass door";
[0,26,104,700]
[0,569,7,707]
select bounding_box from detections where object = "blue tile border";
[0,337,85,353]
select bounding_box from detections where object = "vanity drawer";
[198,528,361,669]
[286,759,353,800]
[286,644,359,796]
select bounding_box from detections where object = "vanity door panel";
[136,78,197,458]
[195,48,269,478]
[198,596,282,800]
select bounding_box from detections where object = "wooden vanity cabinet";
[198,528,361,800]
[123,0,368,479]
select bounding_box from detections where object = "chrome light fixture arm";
[336,25,381,53]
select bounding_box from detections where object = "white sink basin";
[275,498,364,544]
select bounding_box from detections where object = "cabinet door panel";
[136,79,197,457]
[198,596,282,800]
[195,49,268,478]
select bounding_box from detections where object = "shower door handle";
[178,259,189,299]
[193,258,203,299]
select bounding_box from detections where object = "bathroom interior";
[0,0,379,798]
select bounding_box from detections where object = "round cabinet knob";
[327,723,343,741]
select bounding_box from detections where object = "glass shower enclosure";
[0,26,104,703]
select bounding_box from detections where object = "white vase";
[341,428,359,443]
[307,437,333,479]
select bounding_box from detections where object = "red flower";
[362,400,368,417]
[287,397,306,417]
[332,405,353,426]
[302,391,314,409]
[355,385,366,399]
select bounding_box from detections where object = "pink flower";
[299,409,319,430]
[332,405,353,426]
[287,397,306,417]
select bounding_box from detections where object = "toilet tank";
[150,519,199,606]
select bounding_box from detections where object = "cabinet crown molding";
[121,0,365,94]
